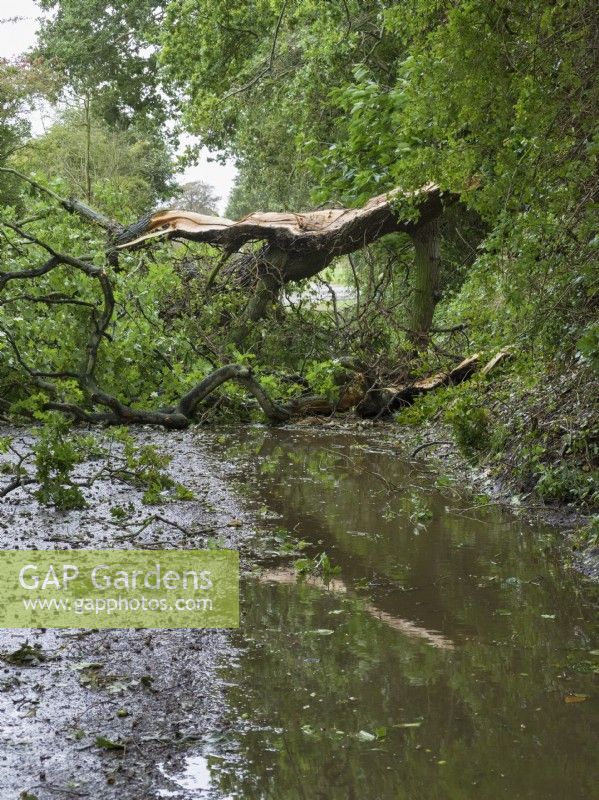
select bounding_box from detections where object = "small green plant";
[573,514,599,550]
[108,428,193,504]
[0,421,194,510]
[581,516,599,548]
[110,503,134,520]
[535,465,599,506]
[33,414,92,509]
[294,551,341,583]
[3,642,47,666]
[206,535,227,550]
[305,360,341,402]
[408,496,433,530]
[395,387,450,425]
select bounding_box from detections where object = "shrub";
[444,392,490,459]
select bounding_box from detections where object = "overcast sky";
[0,0,237,213]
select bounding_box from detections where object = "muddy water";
[196,426,597,800]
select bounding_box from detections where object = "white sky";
[0,0,237,213]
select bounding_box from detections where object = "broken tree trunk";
[288,351,510,418]
[377,354,481,409]
[117,183,448,283]
[3,168,453,341]
[371,350,511,414]
[117,183,451,340]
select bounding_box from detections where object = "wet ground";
[1,424,597,799]
[0,428,251,800]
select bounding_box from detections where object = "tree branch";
[0,219,291,428]
[222,0,289,99]
[0,168,125,237]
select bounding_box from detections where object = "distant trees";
[15,106,176,218]
[0,53,60,203]
[34,0,168,129]
[174,180,220,216]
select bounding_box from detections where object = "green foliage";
[0,418,194,509]
[577,323,599,373]
[34,0,167,128]
[33,413,92,509]
[15,107,175,218]
[305,361,341,403]
[0,61,30,168]
[397,380,496,463]
[0,197,210,413]
[575,516,599,549]
[309,0,598,359]
[535,464,598,506]
[0,0,595,516]
[107,428,193,505]
[175,180,220,215]
[407,495,433,526]
[0,57,59,204]
[294,552,341,583]
[444,389,490,459]
[395,387,452,426]
[160,1,403,212]
[157,0,597,379]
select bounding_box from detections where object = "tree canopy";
[35,0,168,127]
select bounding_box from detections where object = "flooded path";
[194,425,598,800]
[0,423,596,799]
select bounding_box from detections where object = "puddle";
[192,425,598,800]
[159,755,232,798]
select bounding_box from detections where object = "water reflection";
[159,756,217,797]
[206,427,598,799]
[260,567,455,649]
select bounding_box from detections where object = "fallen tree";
[116,183,449,341]
[286,351,511,418]
[116,182,444,278]
[0,170,478,429]
[1,168,455,344]
[0,213,507,428]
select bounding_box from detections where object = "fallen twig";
[411,440,452,458]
